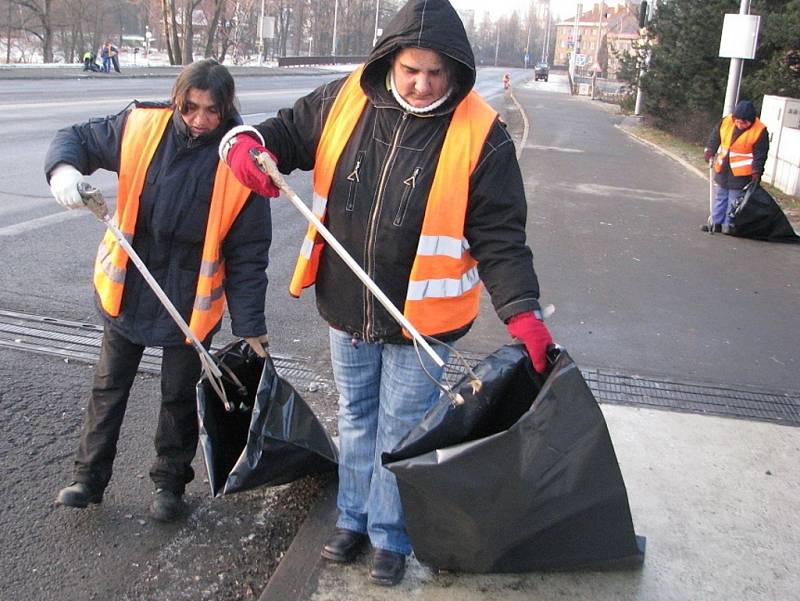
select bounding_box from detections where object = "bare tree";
[10,0,54,61]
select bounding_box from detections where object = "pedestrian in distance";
[702,99,769,234]
[217,0,553,586]
[100,42,112,73]
[45,59,272,522]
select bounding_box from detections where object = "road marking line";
[0,210,87,237]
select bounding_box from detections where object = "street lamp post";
[722,0,752,116]
[332,0,339,56]
[373,0,381,47]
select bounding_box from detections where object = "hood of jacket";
[361,0,475,110]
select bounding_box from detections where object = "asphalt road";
[1,66,798,601]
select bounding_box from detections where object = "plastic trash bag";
[197,340,338,496]
[729,184,800,243]
[382,345,645,573]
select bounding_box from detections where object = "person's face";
[391,47,450,109]
[733,117,753,130]
[180,88,222,138]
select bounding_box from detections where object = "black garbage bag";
[197,340,338,496]
[728,184,800,243]
[382,345,645,573]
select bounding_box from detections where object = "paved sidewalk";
[262,404,799,601]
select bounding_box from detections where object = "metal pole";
[595,0,604,74]
[373,0,381,47]
[634,0,656,116]
[568,3,581,82]
[494,22,500,67]
[722,0,751,117]
[542,0,551,63]
[332,0,339,56]
[257,0,265,66]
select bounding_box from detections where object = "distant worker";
[702,100,769,234]
[503,72,511,90]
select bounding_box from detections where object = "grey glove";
[245,334,269,358]
[49,164,86,209]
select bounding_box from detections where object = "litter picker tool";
[77,182,238,412]
[707,159,715,234]
[250,150,482,404]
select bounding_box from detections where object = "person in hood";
[218,0,553,585]
[702,100,769,233]
[45,59,272,523]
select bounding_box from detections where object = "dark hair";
[171,59,238,122]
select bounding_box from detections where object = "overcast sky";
[451,1,617,22]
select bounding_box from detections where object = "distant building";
[553,1,641,80]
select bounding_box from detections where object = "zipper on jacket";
[363,112,408,341]
[346,151,365,212]
[393,167,421,226]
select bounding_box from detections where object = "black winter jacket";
[45,103,272,347]
[258,0,541,343]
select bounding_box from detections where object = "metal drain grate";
[0,309,325,389]
[1,309,798,426]
[442,349,800,427]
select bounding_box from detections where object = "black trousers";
[73,324,206,495]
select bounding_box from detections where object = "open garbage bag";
[729,184,800,243]
[197,340,338,496]
[382,344,645,573]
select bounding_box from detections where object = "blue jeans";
[329,327,449,555]
[712,184,741,225]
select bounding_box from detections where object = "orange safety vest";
[289,67,497,337]
[93,107,252,343]
[714,115,766,177]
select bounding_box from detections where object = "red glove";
[506,311,553,374]
[226,135,280,198]
[703,149,714,162]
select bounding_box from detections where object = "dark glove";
[703,148,714,162]
[225,135,280,198]
[750,173,761,185]
[506,311,553,374]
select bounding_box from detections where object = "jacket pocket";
[393,167,422,226]
[345,151,365,212]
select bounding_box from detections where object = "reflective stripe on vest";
[94,107,252,342]
[714,116,766,177]
[289,67,497,337]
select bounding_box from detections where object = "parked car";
[534,63,549,82]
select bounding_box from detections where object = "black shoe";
[701,223,723,233]
[321,528,368,563]
[55,482,103,508]
[149,489,184,522]
[368,548,406,586]
[723,224,737,235]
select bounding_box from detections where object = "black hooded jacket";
[258,0,541,343]
[45,103,272,347]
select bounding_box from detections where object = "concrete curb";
[259,479,338,601]
[615,122,707,181]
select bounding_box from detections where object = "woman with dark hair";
[44,59,272,523]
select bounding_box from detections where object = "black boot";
[149,489,184,522]
[321,528,368,563]
[55,482,103,508]
[701,223,723,233]
[368,548,406,586]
